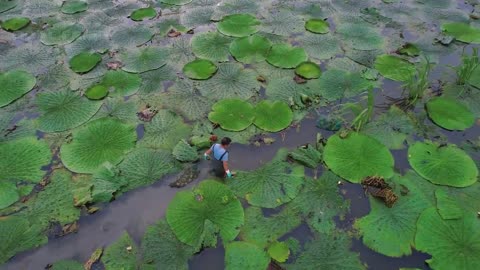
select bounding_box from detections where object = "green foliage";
[402,58,431,106]
[0,181,19,209]
[0,69,36,107]
[1,17,30,31]
[442,22,480,43]
[295,61,321,79]
[191,32,232,62]
[217,13,260,37]
[140,110,191,150]
[111,26,154,48]
[182,59,217,80]
[374,54,416,81]
[225,242,270,270]
[51,260,84,270]
[0,0,17,13]
[160,0,192,5]
[121,47,169,73]
[130,7,157,21]
[91,164,126,203]
[268,241,290,262]
[85,84,108,100]
[289,144,322,168]
[229,34,272,64]
[305,19,330,34]
[208,99,255,131]
[398,43,421,57]
[61,0,88,14]
[253,100,293,132]
[40,23,84,46]
[453,48,480,85]
[266,43,308,68]
[69,52,102,73]
[173,140,199,162]
[435,188,463,220]
[138,65,175,94]
[318,69,374,101]
[102,232,138,270]
[336,22,383,51]
[426,97,475,131]
[100,70,142,97]
[338,86,375,131]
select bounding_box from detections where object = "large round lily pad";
[324,132,394,183]
[0,70,36,108]
[1,17,30,31]
[217,13,260,37]
[182,59,217,80]
[85,85,108,100]
[266,43,308,68]
[374,54,416,81]
[208,99,255,131]
[318,69,374,101]
[121,47,168,73]
[408,141,478,187]
[442,22,480,44]
[225,242,270,270]
[191,32,232,62]
[295,61,321,79]
[305,19,330,34]
[166,180,244,246]
[426,97,475,131]
[229,34,272,64]
[40,23,84,45]
[130,7,157,21]
[254,100,293,132]
[100,70,142,97]
[69,52,102,73]
[0,182,19,209]
[140,110,192,150]
[160,0,192,5]
[60,118,137,174]
[61,0,88,14]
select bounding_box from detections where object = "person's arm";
[223,161,229,172]
[223,153,232,178]
[203,145,213,160]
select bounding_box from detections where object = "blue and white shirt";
[211,143,229,161]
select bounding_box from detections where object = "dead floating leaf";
[361,176,398,207]
[137,105,158,122]
[106,61,123,70]
[167,29,182,37]
[294,74,307,84]
[126,246,133,252]
[84,248,103,270]
[187,29,194,34]
[60,222,79,236]
[257,75,266,83]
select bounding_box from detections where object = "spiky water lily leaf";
[217,13,260,37]
[141,110,191,150]
[0,216,47,264]
[441,22,480,43]
[191,32,232,62]
[398,43,421,57]
[61,0,88,14]
[305,19,330,34]
[100,70,142,97]
[0,137,51,183]
[141,219,195,270]
[336,22,383,51]
[268,241,290,262]
[289,145,322,168]
[0,0,17,13]
[374,54,416,81]
[408,141,478,187]
[415,208,480,270]
[102,232,138,270]
[0,182,19,209]
[225,242,270,270]
[60,118,136,173]
[288,171,348,233]
[0,44,58,74]
[51,260,84,270]
[37,64,73,91]
[130,7,157,21]
[197,63,259,100]
[266,43,308,68]
[211,0,259,21]
[40,23,84,46]
[1,17,30,31]
[65,33,109,57]
[426,97,475,131]
[295,61,321,79]
[324,133,394,183]
[318,69,374,101]
[260,10,303,36]
[362,106,415,150]
[118,148,180,191]
[227,149,304,208]
[157,18,188,36]
[166,180,244,246]
[265,77,315,107]
[254,100,293,132]
[0,70,36,108]
[37,91,102,132]
[91,164,127,203]
[183,59,217,80]
[208,99,255,131]
[0,114,36,143]
[160,0,192,5]
[94,97,139,123]
[111,26,154,48]
[69,52,102,74]
[181,6,214,29]
[85,85,108,100]
[138,65,176,95]
[214,124,257,145]
[173,140,198,162]
[297,33,342,60]
[288,233,365,270]
[229,34,272,64]
[121,47,169,73]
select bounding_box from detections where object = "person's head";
[221,137,232,147]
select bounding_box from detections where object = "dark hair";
[221,137,232,146]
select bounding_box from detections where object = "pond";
[1,0,480,270]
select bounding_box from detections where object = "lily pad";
[1,17,30,31]
[166,180,244,246]
[441,22,480,43]
[426,97,475,131]
[191,32,232,62]
[415,208,480,270]
[141,110,191,150]
[318,69,374,101]
[60,118,136,174]
[266,43,308,68]
[208,99,255,131]
[121,47,169,73]
[336,22,384,51]
[305,19,330,34]
[295,61,321,79]
[100,70,142,97]
[408,141,478,187]
[160,0,192,5]
[69,52,102,74]
[435,188,463,220]
[37,90,102,132]
[130,7,157,21]
[102,232,138,270]
[217,13,260,37]
[289,144,322,169]
[253,100,293,132]
[374,54,416,81]
[225,242,270,270]
[85,85,108,100]
[0,0,17,13]
[268,241,290,263]
[323,132,394,183]
[61,0,88,14]
[111,26,154,48]
[260,10,304,36]
[40,23,84,46]
[229,34,272,64]
[173,140,198,162]
[51,260,83,270]
[0,70,36,108]
[138,65,176,95]
[398,43,421,57]
[183,59,217,80]
[0,182,19,209]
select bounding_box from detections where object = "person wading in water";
[203,137,233,178]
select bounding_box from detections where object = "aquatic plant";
[452,48,480,85]
[402,58,431,107]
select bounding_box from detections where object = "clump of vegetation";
[402,58,431,107]
[451,47,479,85]
[337,86,374,131]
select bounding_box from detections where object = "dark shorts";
[211,159,225,178]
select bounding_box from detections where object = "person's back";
[204,137,233,178]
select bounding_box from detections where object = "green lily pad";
[182,59,217,80]
[172,140,198,162]
[69,52,102,74]
[140,110,191,150]
[254,100,293,132]
[408,141,478,187]
[0,137,51,183]
[0,0,17,13]
[60,118,136,174]
[374,54,416,81]
[318,69,374,101]
[0,182,19,209]
[51,260,83,270]
[305,19,330,34]
[160,0,192,5]
[260,10,304,36]
[442,22,480,43]
[398,43,421,57]
[297,33,343,61]
[85,85,108,100]
[229,34,272,64]
[336,22,384,51]
[289,144,322,169]
[295,61,321,79]
[265,77,315,107]
[40,23,84,46]
[191,32,232,62]
[102,232,138,270]
[324,132,394,183]
[61,0,88,14]
[225,242,270,270]
[217,13,260,37]
[138,65,176,95]
[435,188,464,220]
[266,43,308,68]
[208,99,255,131]
[121,47,169,73]
[130,7,157,21]
[166,180,244,246]
[415,208,480,270]
[268,241,290,263]
[1,17,30,31]
[37,90,102,132]
[111,26,154,48]
[426,97,475,131]
[100,70,142,97]
[0,70,36,108]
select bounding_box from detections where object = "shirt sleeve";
[221,152,229,161]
